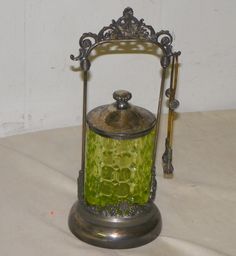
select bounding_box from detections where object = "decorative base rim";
[68,200,162,249]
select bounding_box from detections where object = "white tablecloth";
[0,110,235,256]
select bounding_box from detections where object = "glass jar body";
[85,128,155,207]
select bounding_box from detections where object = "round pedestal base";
[68,200,162,249]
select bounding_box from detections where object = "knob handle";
[169,99,180,110]
[113,90,132,110]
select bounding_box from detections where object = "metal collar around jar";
[86,90,156,140]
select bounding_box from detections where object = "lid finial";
[113,90,132,110]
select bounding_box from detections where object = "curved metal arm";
[71,7,180,70]
[71,7,181,183]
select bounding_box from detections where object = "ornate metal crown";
[71,7,181,69]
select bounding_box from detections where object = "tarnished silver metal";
[86,90,156,139]
[70,168,160,249]
[113,90,132,110]
[169,99,180,110]
[81,71,88,172]
[68,200,162,249]
[70,7,181,68]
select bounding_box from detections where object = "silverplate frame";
[69,7,181,248]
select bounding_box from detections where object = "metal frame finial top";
[123,7,134,16]
[71,7,181,70]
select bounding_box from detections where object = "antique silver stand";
[69,7,181,248]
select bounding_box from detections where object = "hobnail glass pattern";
[85,129,155,206]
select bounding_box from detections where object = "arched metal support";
[71,7,181,183]
[70,7,180,68]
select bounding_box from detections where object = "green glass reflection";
[85,129,155,206]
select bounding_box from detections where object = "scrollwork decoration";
[71,7,181,70]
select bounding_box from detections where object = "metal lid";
[86,90,156,139]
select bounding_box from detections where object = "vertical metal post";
[81,70,88,171]
[77,68,88,199]
[167,56,177,147]
[151,68,167,170]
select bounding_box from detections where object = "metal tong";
[162,54,180,178]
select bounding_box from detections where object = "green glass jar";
[85,90,156,207]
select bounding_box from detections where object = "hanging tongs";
[162,53,180,178]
